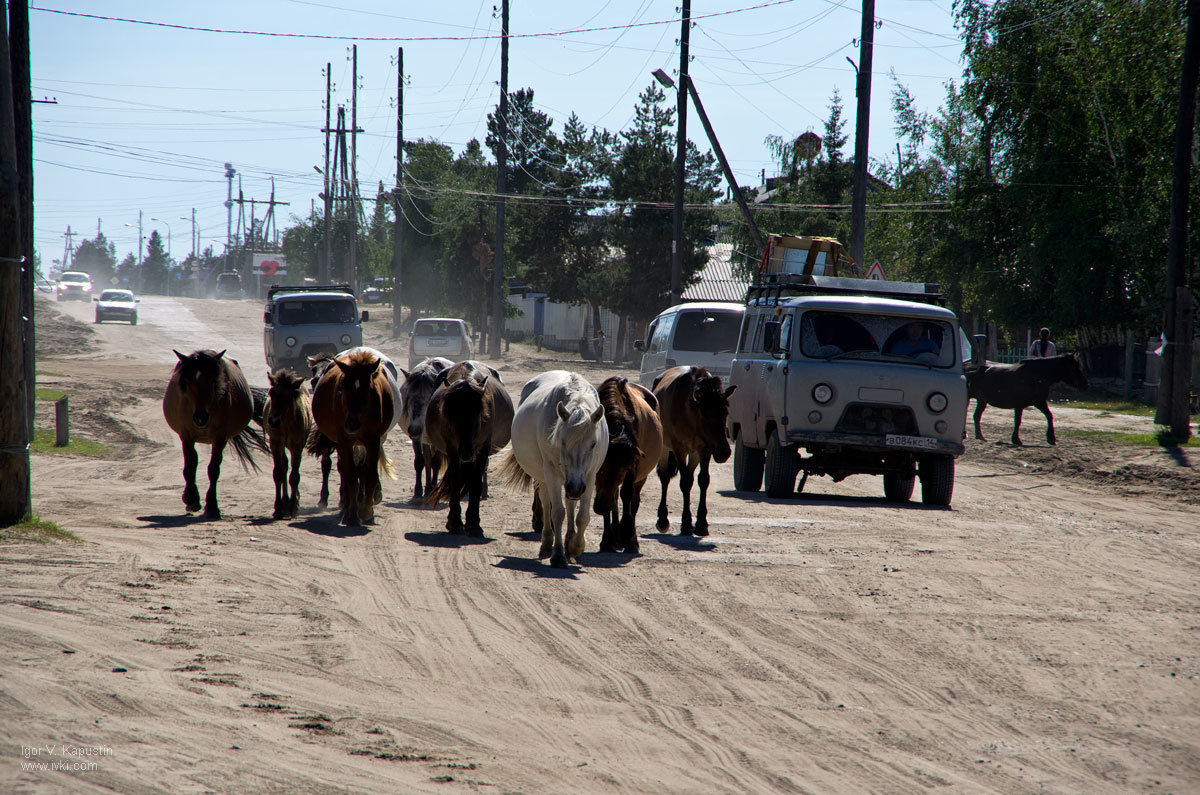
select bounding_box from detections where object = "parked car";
[215,271,243,299]
[362,278,390,305]
[56,271,93,302]
[408,317,472,370]
[634,302,745,388]
[93,289,139,325]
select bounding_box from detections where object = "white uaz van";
[635,302,745,388]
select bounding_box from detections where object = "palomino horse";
[398,356,454,503]
[423,361,515,536]
[264,368,313,519]
[308,347,400,525]
[499,370,608,567]
[162,349,267,519]
[594,376,663,555]
[966,353,1089,446]
[653,366,737,536]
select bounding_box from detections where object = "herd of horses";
[162,345,1088,567]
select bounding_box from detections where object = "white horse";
[499,370,608,567]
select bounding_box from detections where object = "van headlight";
[285,336,297,348]
[340,334,352,346]
[926,392,948,413]
[812,383,833,404]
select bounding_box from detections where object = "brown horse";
[594,376,663,554]
[308,348,399,526]
[424,361,515,537]
[398,356,454,503]
[162,349,267,519]
[653,366,737,536]
[264,368,313,519]
[967,353,1089,445]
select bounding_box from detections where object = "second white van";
[634,302,745,388]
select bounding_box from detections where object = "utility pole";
[849,0,876,269]
[12,0,33,461]
[392,46,404,337]
[669,0,691,306]
[61,225,75,269]
[349,44,359,296]
[321,63,332,283]
[490,0,509,358]
[224,162,235,273]
[0,4,30,523]
[1156,0,1198,438]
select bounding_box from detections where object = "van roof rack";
[267,283,354,300]
[745,273,944,306]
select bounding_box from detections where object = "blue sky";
[33,0,964,273]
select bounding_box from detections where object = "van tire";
[732,436,764,492]
[764,429,796,498]
[883,472,915,502]
[919,456,954,506]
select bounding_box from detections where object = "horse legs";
[541,482,569,567]
[565,494,587,562]
[444,464,464,534]
[656,452,678,531]
[360,439,382,524]
[676,456,697,536]
[411,441,425,503]
[535,483,554,559]
[973,400,988,441]
[180,439,202,513]
[336,446,361,525]
[287,445,303,518]
[619,472,640,554]
[1011,408,1025,446]
[271,444,288,519]
[694,452,712,536]
[598,508,619,553]
[202,439,227,519]
[464,458,485,538]
[1035,400,1056,445]
[318,452,332,509]
[531,490,544,533]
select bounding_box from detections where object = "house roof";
[682,242,750,303]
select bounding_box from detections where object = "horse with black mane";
[163,349,268,519]
[594,376,663,555]
[263,368,313,519]
[399,356,454,503]
[966,353,1089,446]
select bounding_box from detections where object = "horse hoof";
[679,525,693,537]
[204,507,221,520]
[467,527,484,539]
[598,543,617,553]
[625,542,640,555]
[550,552,568,568]
[537,544,552,559]
[446,523,465,535]
[272,510,285,520]
[656,518,669,531]
[694,525,709,537]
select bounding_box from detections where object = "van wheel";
[883,472,915,502]
[919,456,955,506]
[764,428,796,498]
[732,436,764,492]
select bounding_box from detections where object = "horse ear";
[174,349,189,364]
[486,365,502,382]
[557,401,571,422]
[434,369,450,387]
[334,359,352,375]
[215,350,227,359]
[399,367,409,380]
[723,384,738,399]
[590,404,605,424]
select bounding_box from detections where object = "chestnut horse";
[499,370,608,567]
[162,349,267,519]
[264,368,313,519]
[594,376,663,555]
[308,348,399,525]
[423,361,515,536]
[967,353,1089,445]
[398,356,454,503]
[653,366,737,536]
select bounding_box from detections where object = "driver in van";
[887,321,940,357]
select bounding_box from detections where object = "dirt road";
[3,294,1197,793]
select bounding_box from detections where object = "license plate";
[886,434,938,450]
[427,339,447,346]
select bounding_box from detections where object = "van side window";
[749,314,768,353]
[649,315,673,354]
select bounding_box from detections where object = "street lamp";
[652,68,684,305]
[180,211,196,260]
[150,217,172,259]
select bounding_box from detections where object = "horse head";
[173,349,229,430]
[1061,353,1089,391]
[266,368,308,431]
[332,352,385,438]
[688,372,737,464]
[439,375,491,463]
[593,421,642,515]
[555,400,607,500]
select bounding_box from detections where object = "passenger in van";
[886,321,940,357]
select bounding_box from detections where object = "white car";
[56,271,93,302]
[94,289,139,325]
[408,317,473,370]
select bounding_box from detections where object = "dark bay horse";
[594,376,663,555]
[966,353,1089,445]
[399,356,454,503]
[308,348,399,525]
[423,361,515,537]
[653,366,736,537]
[162,349,267,519]
[264,368,313,519]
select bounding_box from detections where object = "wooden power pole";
[490,0,508,358]
[392,47,404,337]
[849,0,876,269]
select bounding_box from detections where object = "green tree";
[142,231,169,294]
[71,233,117,285]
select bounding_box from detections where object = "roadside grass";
[36,387,66,401]
[31,429,109,457]
[1064,429,1200,448]
[0,515,80,544]
[1047,389,1159,417]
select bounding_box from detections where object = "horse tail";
[249,385,269,428]
[306,425,335,459]
[378,447,396,480]
[424,459,462,507]
[229,423,268,473]
[497,448,532,493]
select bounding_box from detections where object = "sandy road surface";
[2,294,1197,793]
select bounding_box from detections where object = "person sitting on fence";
[592,328,606,363]
[1028,327,1057,359]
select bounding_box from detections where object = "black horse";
[966,354,1089,446]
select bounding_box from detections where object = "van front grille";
[835,403,917,435]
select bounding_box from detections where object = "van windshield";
[799,310,956,367]
[277,300,357,325]
[672,310,742,353]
